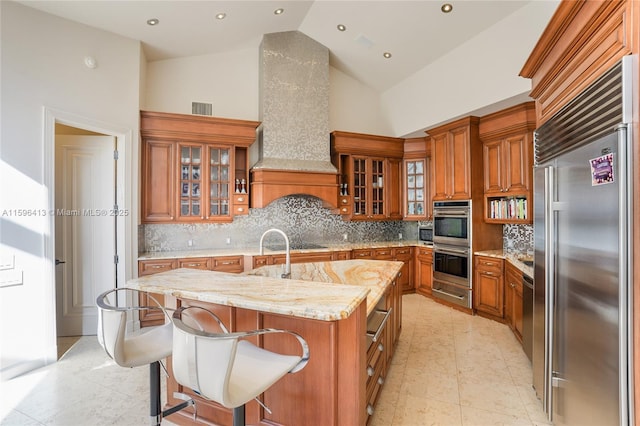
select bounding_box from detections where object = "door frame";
[43,107,136,361]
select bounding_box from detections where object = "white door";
[55,135,116,336]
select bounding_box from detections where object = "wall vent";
[192,102,213,116]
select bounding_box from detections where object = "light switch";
[0,270,23,287]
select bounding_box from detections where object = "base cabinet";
[138,255,244,327]
[505,262,524,343]
[415,247,433,297]
[474,256,504,319]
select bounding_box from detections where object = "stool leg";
[232,405,245,426]
[150,361,161,426]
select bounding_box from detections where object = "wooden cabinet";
[403,137,431,220]
[505,261,524,343]
[520,1,638,126]
[331,131,404,221]
[138,254,245,327]
[428,117,482,201]
[415,247,433,297]
[138,259,177,327]
[474,256,504,319]
[252,251,338,269]
[480,103,536,224]
[395,247,414,294]
[140,111,259,224]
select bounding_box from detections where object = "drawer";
[352,249,373,259]
[233,194,249,204]
[212,255,244,273]
[373,248,393,259]
[178,257,211,270]
[394,247,412,257]
[138,259,176,276]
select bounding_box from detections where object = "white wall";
[329,67,394,136]
[144,48,260,119]
[0,1,141,379]
[382,0,560,137]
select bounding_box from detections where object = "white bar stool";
[96,288,194,425]
[171,305,310,426]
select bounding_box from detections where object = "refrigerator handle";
[616,123,632,426]
[544,165,555,421]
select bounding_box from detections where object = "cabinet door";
[177,144,204,220]
[394,247,414,294]
[142,140,175,222]
[474,256,504,317]
[503,134,531,193]
[415,249,433,296]
[387,158,402,220]
[404,159,427,219]
[483,139,503,194]
[352,157,368,217]
[370,158,386,219]
[207,147,232,219]
[431,132,449,201]
[449,125,471,200]
[514,281,524,341]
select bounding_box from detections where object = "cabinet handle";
[151,265,166,269]
[482,271,496,276]
[367,366,375,377]
[237,197,245,202]
[237,207,245,213]
[341,208,348,213]
[185,263,200,267]
[341,199,348,204]
[367,404,374,416]
[378,343,384,352]
[378,376,384,385]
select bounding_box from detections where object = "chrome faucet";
[259,228,291,279]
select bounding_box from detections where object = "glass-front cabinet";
[350,156,386,219]
[140,111,259,224]
[405,159,425,217]
[403,136,431,220]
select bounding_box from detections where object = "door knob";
[55,259,66,265]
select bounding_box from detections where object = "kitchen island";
[127,259,404,426]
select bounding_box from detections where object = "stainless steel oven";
[433,201,470,246]
[433,244,470,288]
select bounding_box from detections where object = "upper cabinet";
[331,131,404,221]
[479,102,536,224]
[403,137,431,220]
[427,117,482,201]
[520,1,639,126]
[140,111,259,223]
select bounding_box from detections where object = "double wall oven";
[432,201,472,308]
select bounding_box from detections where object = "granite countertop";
[137,241,421,260]
[127,259,403,321]
[474,249,533,278]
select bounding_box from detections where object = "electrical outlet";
[187,239,193,247]
[343,233,348,241]
[398,233,403,240]
[226,237,231,245]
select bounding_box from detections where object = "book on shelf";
[489,198,527,220]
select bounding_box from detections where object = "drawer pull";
[367,404,374,416]
[367,366,375,377]
[378,343,384,353]
[378,376,384,385]
[237,207,245,213]
[237,197,245,202]
[151,265,166,269]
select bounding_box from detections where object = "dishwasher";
[522,273,533,362]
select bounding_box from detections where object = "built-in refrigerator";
[533,55,635,425]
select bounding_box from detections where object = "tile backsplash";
[503,223,534,255]
[140,195,533,255]
[142,195,416,253]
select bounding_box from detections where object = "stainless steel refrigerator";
[533,55,635,426]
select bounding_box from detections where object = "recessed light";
[215,13,226,20]
[274,8,284,15]
[337,24,346,32]
[146,18,159,26]
[441,3,453,13]
[383,52,392,59]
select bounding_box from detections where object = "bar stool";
[96,288,194,426]
[171,305,310,426]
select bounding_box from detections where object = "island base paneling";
[164,295,367,426]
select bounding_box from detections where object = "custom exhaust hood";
[250,31,339,209]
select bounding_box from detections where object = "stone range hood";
[250,31,339,209]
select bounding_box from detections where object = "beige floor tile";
[1,294,547,426]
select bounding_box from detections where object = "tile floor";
[1,294,550,426]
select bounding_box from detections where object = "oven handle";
[434,210,468,216]
[432,287,465,300]
[434,247,469,256]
